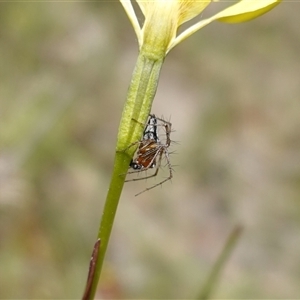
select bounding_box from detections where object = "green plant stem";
[86,51,164,299]
[197,225,243,299]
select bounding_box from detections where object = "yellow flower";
[87,2,281,297]
[120,0,280,57]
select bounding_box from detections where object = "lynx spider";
[125,114,173,196]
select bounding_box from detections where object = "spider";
[125,114,173,196]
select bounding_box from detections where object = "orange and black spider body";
[130,139,159,170]
[129,114,160,170]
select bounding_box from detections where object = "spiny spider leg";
[135,148,173,196]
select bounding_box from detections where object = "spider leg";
[125,148,161,181]
[135,148,173,196]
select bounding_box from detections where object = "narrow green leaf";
[197,225,243,300]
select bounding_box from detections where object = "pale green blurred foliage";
[0,2,300,299]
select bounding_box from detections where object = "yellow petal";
[136,0,148,16]
[215,0,281,23]
[137,0,211,25]
[177,0,211,25]
[169,0,280,52]
[141,1,179,56]
[137,0,212,54]
[119,0,142,45]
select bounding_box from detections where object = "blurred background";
[1,1,300,298]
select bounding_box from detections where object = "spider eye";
[130,162,142,170]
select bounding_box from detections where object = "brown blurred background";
[1,1,300,298]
